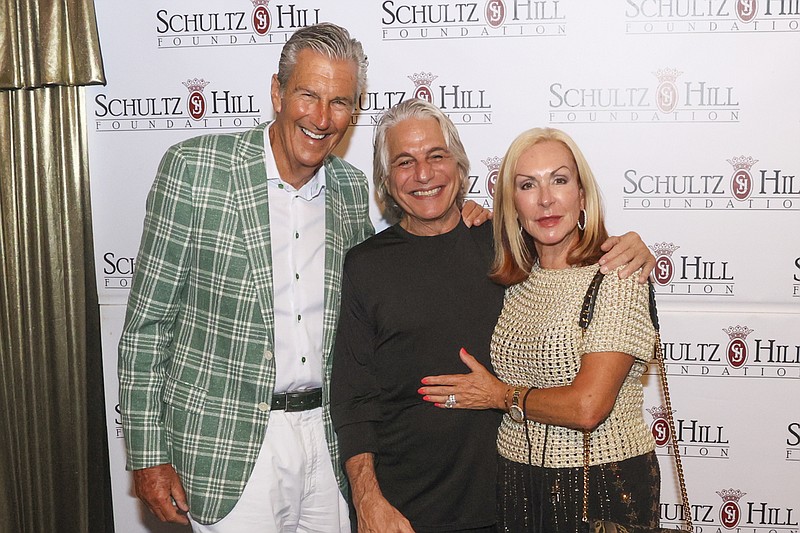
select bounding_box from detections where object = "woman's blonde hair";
[490,127,609,286]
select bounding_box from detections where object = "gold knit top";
[492,264,656,468]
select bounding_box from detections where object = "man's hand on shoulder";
[133,463,190,525]
[599,231,655,284]
[461,200,492,228]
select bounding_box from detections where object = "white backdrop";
[87,1,800,531]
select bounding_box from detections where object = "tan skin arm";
[345,453,416,533]
[419,348,634,431]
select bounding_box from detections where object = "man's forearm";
[345,453,417,532]
[345,453,383,507]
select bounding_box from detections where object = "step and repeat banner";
[87,1,800,531]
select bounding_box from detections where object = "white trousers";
[190,408,350,533]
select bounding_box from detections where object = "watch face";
[510,405,525,423]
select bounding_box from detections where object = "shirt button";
[301,357,306,363]
[278,183,284,189]
[295,232,299,239]
[297,314,302,322]
[295,273,300,280]
[257,402,269,412]
[264,349,273,360]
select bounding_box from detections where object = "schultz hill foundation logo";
[654,68,681,113]
[722,324,753,369]
[481,156,501,200]
[727,155,757,201]
[409,72,437,103]
[648,405,673,447]
[622,154,800,211]
[463,156,502,210]
[659,323,800,378]
[155,1,322,48]
[625,0,800,34]
[661,488,798,530]
[93,79,262,132]
[649,241,735,296]
[648,406,731,459]
[548,67,740,124]
[379,0,568,40]
[651,242,679,287]
[251,0,272,36]
[354,71,493,127]
[183,78,210,120]
[718,489,747,529]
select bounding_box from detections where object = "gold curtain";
[0,0,105,89]
[0,0,109,531]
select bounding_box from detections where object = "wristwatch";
[509,386,525,423]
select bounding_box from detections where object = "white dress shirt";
[265,127,326,393]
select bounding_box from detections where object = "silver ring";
[445,394,457,409]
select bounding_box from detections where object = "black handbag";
[578,272,692,533]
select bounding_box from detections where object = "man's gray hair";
[373,98,471,221]
[277,23,368,99]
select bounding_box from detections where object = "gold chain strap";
[654,330,693,531]
[582,431,590,523]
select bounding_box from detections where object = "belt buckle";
[285,391,302,412]
[273,393,288,411]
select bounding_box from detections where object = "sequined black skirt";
[496,451,660,533]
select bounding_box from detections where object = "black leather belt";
[271,388,322,412]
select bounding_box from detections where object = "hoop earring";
[577,209,587,231]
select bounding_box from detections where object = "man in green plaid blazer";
[118,24,374,530]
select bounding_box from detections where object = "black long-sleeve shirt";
[331,220,505,532]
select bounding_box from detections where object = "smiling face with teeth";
[386,117,463,236]
[269,49,358,189]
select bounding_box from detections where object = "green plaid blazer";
[118,123,374,524]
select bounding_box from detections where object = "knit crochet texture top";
[492,264,657,468]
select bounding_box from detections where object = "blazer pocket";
[163,376,208,414]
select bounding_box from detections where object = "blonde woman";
[420,128,659,532]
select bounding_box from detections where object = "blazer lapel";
[322,159,346,369]
[231,123,275,336]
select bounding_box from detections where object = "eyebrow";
[294,85,354,105]
[390,145,450,164]
[515,164,571,180]
[294,84,317,96]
